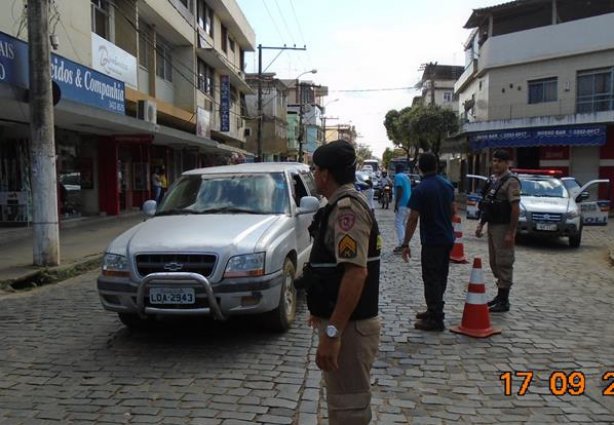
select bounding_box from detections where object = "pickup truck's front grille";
[136,254,217,278]
[531,212,563,222]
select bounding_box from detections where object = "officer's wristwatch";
[325,324,340,339]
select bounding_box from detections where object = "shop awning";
[469,125,606,151]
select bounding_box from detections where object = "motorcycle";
[380,184,391,209]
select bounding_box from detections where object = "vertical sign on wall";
[220,75,230,132]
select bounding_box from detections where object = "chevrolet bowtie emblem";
[163,262,184,271]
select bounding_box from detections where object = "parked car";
[96,162,321,331]
[465,170,609,248]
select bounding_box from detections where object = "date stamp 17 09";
[500,371,614,396]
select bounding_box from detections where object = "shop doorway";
[516,147,540,169]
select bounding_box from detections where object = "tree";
[355,144,374,165]
[384,104,459,160]
[382,148,394,171]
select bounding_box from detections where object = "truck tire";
[569,227,582,248]
[264,258,297,332]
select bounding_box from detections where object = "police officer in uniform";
[300,140,381,424]
[475,150,521,312]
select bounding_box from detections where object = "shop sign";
[220,75,230,132]
[0,31,125,114]
[470,126,606,150]
[91,33,137,88]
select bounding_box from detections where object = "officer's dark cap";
[313,140,357,170]
[493,150,510,161]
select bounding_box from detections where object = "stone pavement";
[0,208,613,424]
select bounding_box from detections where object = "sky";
[235,0,504,158]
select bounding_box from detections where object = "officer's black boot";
[487,287,503,307]
[489,288,510,313]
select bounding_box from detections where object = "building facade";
[453,0,614,203]
[0,0,254,225]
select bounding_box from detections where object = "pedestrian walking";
[393,164,412,253]
[300,140,381,424]
[475,149,521,313]
[401,152,455,331]
[151,167,163,203]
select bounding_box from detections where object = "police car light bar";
[511,168,563,177]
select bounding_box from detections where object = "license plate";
[536,222,557,231]
[149,287,195,304]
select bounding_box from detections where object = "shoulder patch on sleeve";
[338,234,357,259]
[337,197,352,209]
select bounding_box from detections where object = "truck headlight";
[519,208,527,219]
[224,252,265,278]
[101,253,130,277]
[566,209,580,219]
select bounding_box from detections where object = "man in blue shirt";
[401,152,456,331]
[393,164,412,253]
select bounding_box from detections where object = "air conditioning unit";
[137,100,157,124]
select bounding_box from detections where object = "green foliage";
[355,144,374,165]
[383,104,459,157]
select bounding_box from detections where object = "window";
[197,0,213,37]
[198,59,214,96]
[91,0,110,40]
[156,36,173,82]
[528,77,557,104]
[138,20,149,68]
[178,0,191,10]
[577,68,614,113]
[221,25,228,53]
[443,91,453,102]
[229,37,235,53]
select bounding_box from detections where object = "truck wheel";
[118,313,154,329]
[569,228,582,248]
[265,258,297,332]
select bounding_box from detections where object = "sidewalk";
[0,211,145,291]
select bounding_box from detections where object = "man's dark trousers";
[421,244,453,321]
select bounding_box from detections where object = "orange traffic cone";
[450,258,501,338]
[450,215,468,264]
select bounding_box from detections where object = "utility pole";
[28,0,60,266]
[256,44,307,162]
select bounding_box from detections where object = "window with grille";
[528,77,557,104]
[91,0,110,40]
[198,59,214,96]
[577,68,614,113]
[197,0,214,37]
[156,36,173,82]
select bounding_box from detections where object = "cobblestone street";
[0,208,613,424]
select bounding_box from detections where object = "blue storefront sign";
[219,75,230,132]
[0,31,125,114]
[469,125,606,151]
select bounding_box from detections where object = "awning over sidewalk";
[469,125,606,151]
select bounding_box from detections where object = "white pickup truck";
[97,162,321,331]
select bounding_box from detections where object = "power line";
[273,0,297,46]
[261,0,285,42]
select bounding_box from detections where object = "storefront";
[467,124,614,206]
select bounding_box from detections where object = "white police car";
[465,169,610,248]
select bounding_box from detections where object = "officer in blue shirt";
[401,152,456,331]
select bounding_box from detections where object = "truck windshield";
[158,172,290,215]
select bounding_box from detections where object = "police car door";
[465,174,489,219]
[574,179,611,226]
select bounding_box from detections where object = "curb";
[0,255,102,294]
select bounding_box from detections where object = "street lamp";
[296,69,317,163]
[321,98,339,144]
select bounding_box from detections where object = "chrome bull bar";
[136,272,225,321]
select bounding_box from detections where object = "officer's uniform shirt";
[490,170,521,206]
[323,183,372,268]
